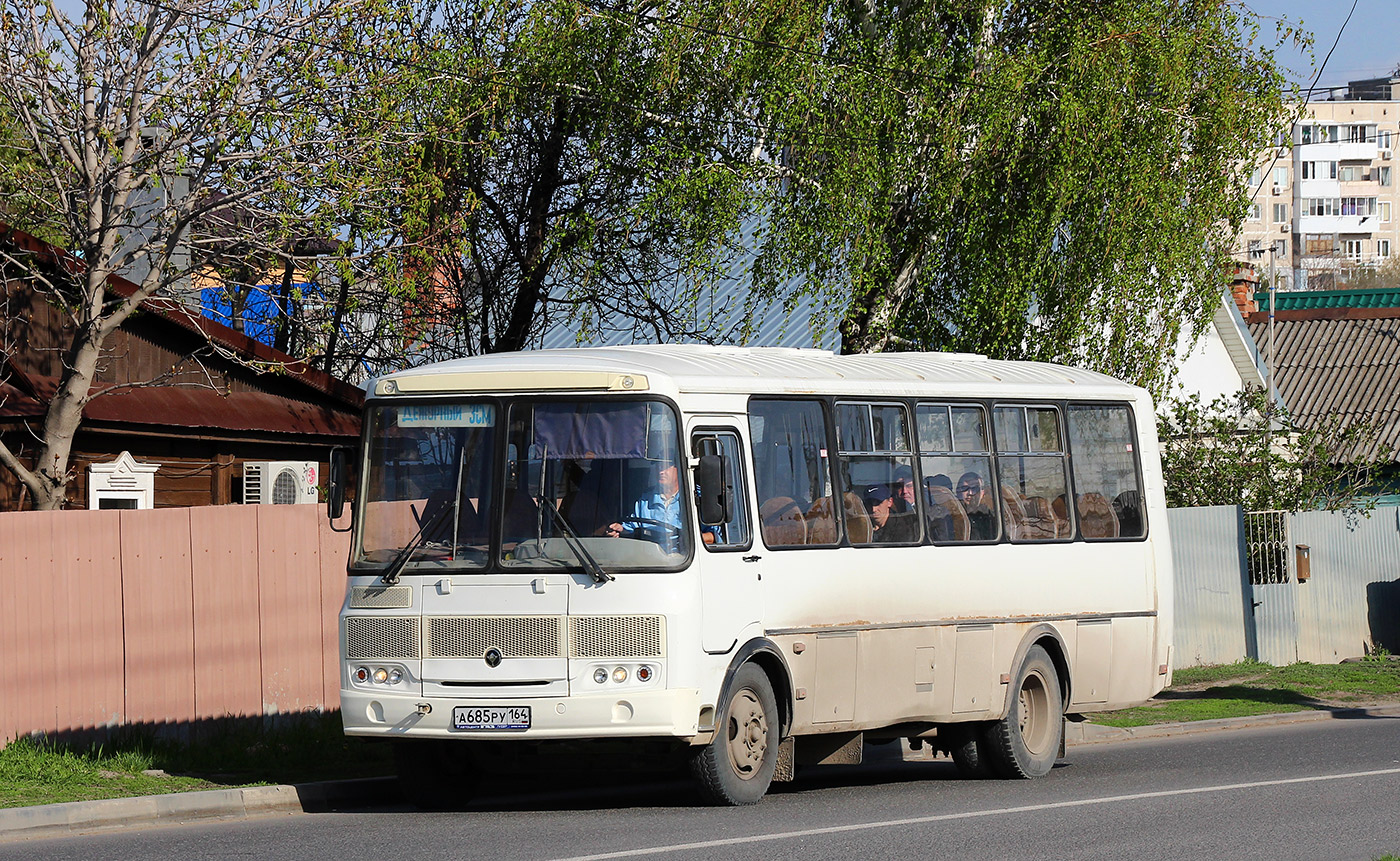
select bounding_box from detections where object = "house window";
[1380,166,1393,187]
[1380,130,1393,149]
[1248,203,1262,221]
[1346,125,1367,143]
[1301,161,1338,180]
[1382,202,1393,223]
[1273,166,1289,186]
[1273,203,1288,223]
[1338,165,1362,182]
[1379,240,1392,258]
[1343,240,1364,261]
[1248,168,1262,187]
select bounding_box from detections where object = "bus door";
[688,423,761,654]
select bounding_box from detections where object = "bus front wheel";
[983,645,1062,779]
[691,663,779,805]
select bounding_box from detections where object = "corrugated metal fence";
[0,505,349,747]
[1169,505,1400,667]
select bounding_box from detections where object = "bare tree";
[0,0,410,509]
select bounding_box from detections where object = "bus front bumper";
[340,687,704,741]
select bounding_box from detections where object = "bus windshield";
[356,398,690,572]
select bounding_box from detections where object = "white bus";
[330,345,1173,806]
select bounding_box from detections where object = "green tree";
[735,0,1297,396]
[1157,388,1390,512]
[381,0,778,360]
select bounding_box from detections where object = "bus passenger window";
[1067,404,1146,539]
[993,405,1070,542]
[917,403,998,542]
[748,400,836,547]
[693,431,752,550]
[835,402,920,545]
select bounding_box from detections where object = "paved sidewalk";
[4,704,1398,843]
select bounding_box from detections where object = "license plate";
[452,705,531,731]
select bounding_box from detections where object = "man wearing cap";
[862,483,917,543]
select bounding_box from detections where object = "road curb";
[0,776,398,843]
[1066,703,1400,745]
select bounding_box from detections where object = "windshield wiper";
[381,502,455,586]
[539,497,613,584]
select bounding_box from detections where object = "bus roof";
[371,345,1146,402]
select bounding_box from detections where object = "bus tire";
[393,739,479,810]
[983,645,1062,779]
[949,725,993,778]
[690,663,779,805]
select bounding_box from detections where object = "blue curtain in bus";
[533,402,648,459]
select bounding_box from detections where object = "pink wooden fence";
[0,505,351,746]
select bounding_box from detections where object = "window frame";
[834,399,923,547]
[916,400,1002,546]
[691,426,755,554]
[990,402,1075,545]
[1065,400,1150,542]
[746,396,841,550]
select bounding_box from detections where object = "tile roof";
[1247,312,1400,462]
[1256,288,1400,312]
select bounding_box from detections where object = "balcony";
[1298,214,1379,234]
[1296,141,1379,161]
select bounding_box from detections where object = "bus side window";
[916,403,999,543]
[993,405,1071,542]
[835,401,920,545]
[693,431,753,550]
[748,399,836,548]
[1067,404,1146,539]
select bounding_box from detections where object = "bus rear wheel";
[691,663,779,805]
[982,645,1062,779]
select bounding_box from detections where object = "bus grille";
[427,616,564,658]
[570,615,664,658]
[348,585,413,609]
[345,616,420,659]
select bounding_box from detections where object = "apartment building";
[1236,74,1400,290]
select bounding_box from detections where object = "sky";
[1246,1,1400,93]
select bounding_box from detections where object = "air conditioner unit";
[1272,183,1282,196]
[243,461,318,505]
[1281,222,1291,233]
[1382,149,1392,160]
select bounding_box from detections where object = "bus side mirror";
[327,447,347,521]
[696,454,730,525]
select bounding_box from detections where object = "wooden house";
[1,223,362,510]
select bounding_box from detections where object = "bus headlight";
[354,666,369,683]
[373,667,389,684]
[636,665,653,683]
[593,667,609,684]
[612,667,628,683]
[388,668,403,684]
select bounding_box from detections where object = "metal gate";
[1245,510,1299,665]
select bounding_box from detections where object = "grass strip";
[1091,658,1400,728]
[0,711,392,810]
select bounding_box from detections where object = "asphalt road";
[7,716,1400,861]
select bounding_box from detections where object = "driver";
[604,463,682,548]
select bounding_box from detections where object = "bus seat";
[839,492,872,544]
[1077,492,1120,539]
[1113,490,1144,537]
[926,485,969,542]
[1052,495,1071,538]
[1021,496,1058,540]
[759,496,808,546]
[999,486,1026,541]
[804,496,840,544]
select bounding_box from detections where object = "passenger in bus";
[862,484,916,543]
[957,472,997,541]
[885,466,921,542]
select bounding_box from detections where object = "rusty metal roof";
[1248,312,1400,462]
[0,374,359,438]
